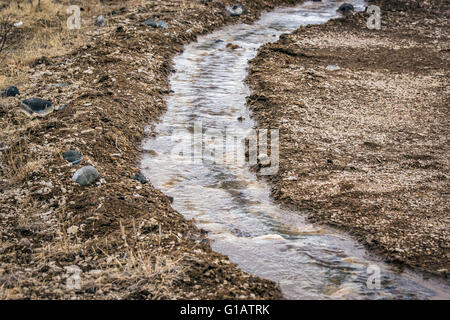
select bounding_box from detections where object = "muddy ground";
[246,0,449,277]
[0,0,306,300]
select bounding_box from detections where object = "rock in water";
[337,3,354,13]
[133,173,148,184]
[95,15,106,27]
[63,150,83,165]
[141,19,168,29]
[72,166,99,186]
[1,86,20,97]
[20,98,52,116]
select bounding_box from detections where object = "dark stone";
[141,19,168,29]
[21,98,52,115]
[63,150,83,165]
[168,196,174,203]
[133,173,148,184]
[1,86,20,97]
[337,3,354,13]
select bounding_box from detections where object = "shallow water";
[141,0,450,299]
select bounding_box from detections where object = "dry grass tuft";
[0,0,106,88]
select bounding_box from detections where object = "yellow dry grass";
[0,0,106,88]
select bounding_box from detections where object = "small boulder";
[63,150,83,165]
[20,98,52,116]
[1,86,20,97]
[133,173,148,184]
[72,166,99,186]
[95,15,106,27]
[141,19,168,29]
[337,3,354,13]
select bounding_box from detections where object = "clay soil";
[0,0,305,299]
[246,0,449,277]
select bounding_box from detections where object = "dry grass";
[0,0,107,88]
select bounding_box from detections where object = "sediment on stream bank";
[246,0,449,277]
[0,0,305,300]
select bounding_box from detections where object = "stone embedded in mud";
[63,150,83,165]
[1,86,20,97]
[337,3,354,13]
[20,98,53,116]
[141,19,168,29]
[326,64,340,71]
[133,173,148,184]
[95,15,106,27]
[50,83,69,88]
[226,5,247,17]
[72,166,99,186]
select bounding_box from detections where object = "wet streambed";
[141,0,450,299]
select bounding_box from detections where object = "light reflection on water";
[141,0,450,299]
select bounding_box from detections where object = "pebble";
[133,173,148,184]
[50,83,69,88]
[226,5,247,17]
[326,64,340,71]
[20,98,53,115]
[63,150,83,165]
[141,19,168,29]
[72,166,99,186]
[95,15,106,27]
[337,3,354,13]
[1,86,20,97]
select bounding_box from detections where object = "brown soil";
[246,0,449,278]
[0,0,304,300]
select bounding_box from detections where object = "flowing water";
[141,0,450,299]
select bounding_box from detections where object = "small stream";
[141,0,449,299]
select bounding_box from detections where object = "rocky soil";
[247,0,449,277]
[0,0,305,299]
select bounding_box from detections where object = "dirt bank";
[246,0,449,277]
[0,0,304,299]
